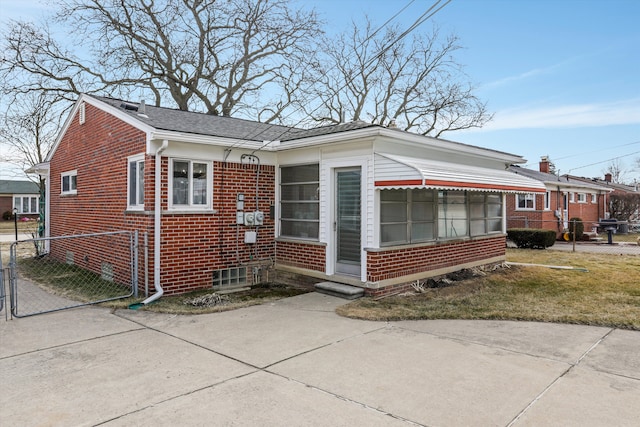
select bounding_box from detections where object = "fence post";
[132,230,139,298]
[572,219,576,253]
[144,232,149,298]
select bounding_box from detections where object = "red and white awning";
[375,153,546,193]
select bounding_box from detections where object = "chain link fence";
[507,217,640,255]
[7,231,140,318]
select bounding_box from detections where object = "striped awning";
[375,153,546,193]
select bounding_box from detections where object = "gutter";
[141,139,168,305]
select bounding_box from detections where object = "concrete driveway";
[1,292,639,426]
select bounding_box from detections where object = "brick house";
[37,94,545,300]
[0,180,41,221]
[507,157,612,238]
[569,173,640,226]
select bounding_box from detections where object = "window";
[128,155,145,209]
[470,193,503,236]
[14,195,39,214]
[169,159,211,209]
[516,193,535,210]
[544,191,551,210]
[438,190,468,239]
[591,193,597,203]
[280,164,319,239]
[569,192,575,203]
[379,189,502,245]
[61,170,77,195]
[380,189,435,245]
[577,193,586,203]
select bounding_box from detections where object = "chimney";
[604,173,612,183]
[387,119,397,129]
[138,99,146,115]
[539,156,550,173]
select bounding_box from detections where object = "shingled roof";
[0,180,39,195]
[94,96,378,143]
[509,165,610,191]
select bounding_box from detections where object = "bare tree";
[609,193,640,221]
[307,19,492,137]
[0,92,64,185]
[602,159,629,184]
[0,0,322,121]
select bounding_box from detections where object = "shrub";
[507,228,556,249]
[2,210,13,220]
[568,217,584,241]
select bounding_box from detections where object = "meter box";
[244,212,255,226]
[254,211,264,226]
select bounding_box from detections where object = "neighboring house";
[34,94,545,298]
[0,179,40,220]
[508,157,613,237]
[569,173,640,225]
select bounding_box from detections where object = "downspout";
[142,139,169,305]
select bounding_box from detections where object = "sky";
[1,0,639,181]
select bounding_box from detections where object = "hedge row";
[507,228,556,249]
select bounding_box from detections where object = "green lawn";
[336,248,640,330]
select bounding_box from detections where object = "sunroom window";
[438,190,468,239]
[380,189,434,245]
[280,164,319,239]
[380,189,502,246]
[470,193,503,236]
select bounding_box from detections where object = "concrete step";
[314,282,365,300]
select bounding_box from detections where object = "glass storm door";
[335,168,361,276]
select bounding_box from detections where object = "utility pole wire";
[228,0,434,151]
[567,150,640,173]
[240,0,453,153]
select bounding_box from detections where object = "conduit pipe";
[505,262,588,272]
[141,139,169,305]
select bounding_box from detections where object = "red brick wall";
[506,190,603,237]
[276,240,326,272]
[156,162,276,295]
[49,102,277,295]
[366,235,505,283]
[48,102,152,289]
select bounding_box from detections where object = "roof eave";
[279,127,527,163]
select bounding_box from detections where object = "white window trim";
[127,154,145,210]
[591,193,597,203]
[168,158,213,211]
[569,192,575,203]
[13,194,40,214]
[515,193,536,211]
[544,191,551,210]
[61,170,78,195]
[577,193,587,203]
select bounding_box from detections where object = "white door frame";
[322,158,368,282]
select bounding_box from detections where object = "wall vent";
[78,103,85,125]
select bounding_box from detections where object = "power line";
[237,0,452,153]
[223,0,450,152]
[554,140,640,161]
[567,150,640,173]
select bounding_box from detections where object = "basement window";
[212,267,247,288]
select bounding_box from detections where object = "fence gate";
[8,231,138,318]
